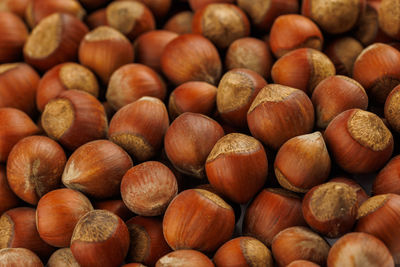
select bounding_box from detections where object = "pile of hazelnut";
[1,0,400,266]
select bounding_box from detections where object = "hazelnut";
[269,14,323,58]
[168,81,217,120]
[106,64,166,111]
[0,11,28,63]
[302,182,358,238]
[0,207,55,260]
[0,108,39,162]
[126,216,172,266]
[195,183,242,223]
[24,13,88,72]
[108,97,169,162]
[274,132,331,193]
[70,210,130,267]
[163,11,193,34]
[373,155,400,195]
[237,0,299,31]
[352,43,400,104]
[192,3,250,49]
[86,8,107,29]
[121,161,178,216]
[354,4,392,46]
[6,135,66,205]
[271,48,336,94]
[41,90,108,151]
[214,237,273,267]
[301,0,366,34]
[205,133,268,204]
[327,232,395,267]
[47,248,80,267]
[324,109,393,173]
[79,26,134,84]
[0,248,43,267]
[25,0,85,28]
[243,188,306,246]
[324,37,364,76]
[164,112,224,178]
[156,250,214,267]
[378,0,400,40]
[217,68,267,128]
[384,84,400,133]
[0,165,19,214]
[330,177,369,206]
[225,37,273,79]
[0,0,32,19]
[311,75,368,129]
[0,63,40,117]
[134,30,178,73]
[36,62,99,112]
[247,84,315,150]
[271,226,330,267]
[163,189,235,252]
[356,194,400,263]
[105,1,155,41]
[62,140,133,199]
[36,188,94,247]
[161,34,222,85]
